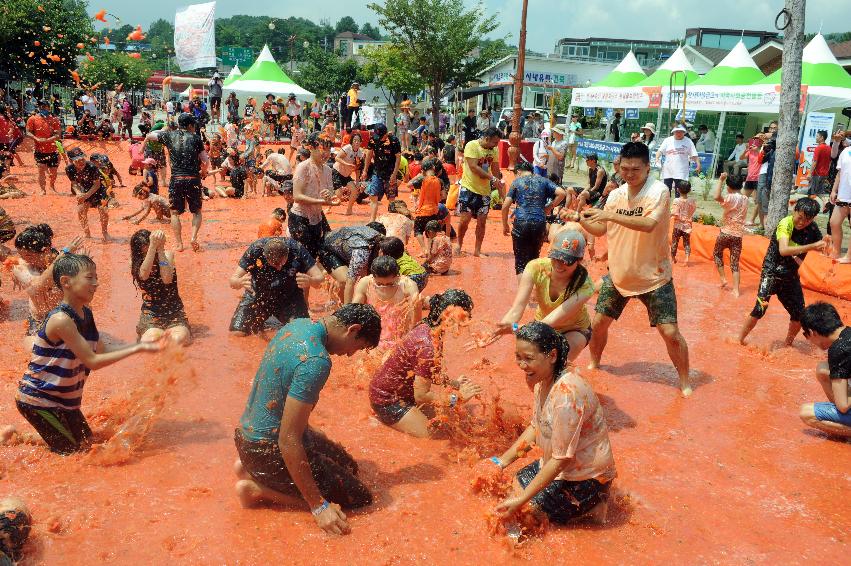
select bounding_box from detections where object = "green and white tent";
[692,41,764,86]
[593,51,647,87]
[223,44,315,101]
[223,65,242,86]
[758,33,851,88]
[636,46,699,87]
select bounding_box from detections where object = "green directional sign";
[221,46,254,67]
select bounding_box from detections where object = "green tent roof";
[636,46,698,87]
[692,41,764,86]
[593,51,647,87]
[758,33,851,88]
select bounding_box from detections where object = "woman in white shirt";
[533,130,550,177]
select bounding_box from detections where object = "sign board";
[489,70,579,88]
[675,109,697,123]
[174,2,217,71]
[584,107,596,117]
[576,137,714,173]
[605,108,614,119]
[220,46,253,67]
[795,111,835,188]
[625,108,639,120]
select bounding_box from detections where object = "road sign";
[220,46,254,67]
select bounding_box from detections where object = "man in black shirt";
[228,237,325,336]
[799,302,851,437]
[462,110,477,146]
[361,124,401,223]
[146,113,208,251]
[738,198,827,346]
[66,147,110,240]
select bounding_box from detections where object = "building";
[553,37,678,67]
[684,27,779,51]
[333,32,389,62]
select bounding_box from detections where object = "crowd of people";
[0,76,850,555]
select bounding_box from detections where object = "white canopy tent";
[222,45,315,102]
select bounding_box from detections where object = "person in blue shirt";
[233,303,382,536]
[501,161,566,275]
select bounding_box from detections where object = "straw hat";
[641,122,656,135]
[552,124,566,136]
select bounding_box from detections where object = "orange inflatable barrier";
[687,223,851,300]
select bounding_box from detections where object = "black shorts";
[15,399,92,455]
[169,177,203,215]
[370,400,413,425]
[82,189,109,209]
[750,273,805,321]
[595,276,678,327]
[332,168,352,190]
[744,180,758,191]
[136,309,190,339]
[229,291,308,335]
[210,96,221,108]
[288,212,328,258]
[234,428,372,508]
[33,151,59,168]
[318,243,347,273]
[516,460,610,524]
[414,214,440,235]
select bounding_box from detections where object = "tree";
[81,51,152,91]
[360,22,382,40]
[361,44,426,111]
[296,46,364,101]
[369,0,505,133]
[335,16,359,35]
[0,0,94,86]
[106,24,135,52]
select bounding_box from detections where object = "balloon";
[28,52,34,58]
[77,43,85,49]
[50,54,61,62]
[104,37,110,45]
[42,26,50,32]
[90,37,97,43]
[57,34,64,39]
[70,70,81,85]
[94,9,107,23]
[127,26,145,41]
[37,5,44,11]
[86,53,94,62]
[34,40,40,46]
[128,53,141,59]
[40,58,47,65]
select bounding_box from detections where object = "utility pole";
[507,0,528,170]
[767,0,806,234]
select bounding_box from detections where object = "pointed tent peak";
[658,46,696,73]
[715,41,760,70]
[804,33,842,65]
[257,44,277,64]
[612,51,645,75]
[223,66,242,86]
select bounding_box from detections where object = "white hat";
[641,122,656,135]
[671,125,687,133]
[540,129,550,138]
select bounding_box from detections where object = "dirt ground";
[0,138,849,564]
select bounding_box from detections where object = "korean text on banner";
[174,2,217,71]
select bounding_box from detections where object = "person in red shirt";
[809,130,832,199]
[25,99,62,194]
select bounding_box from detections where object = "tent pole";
[710,111,726,178]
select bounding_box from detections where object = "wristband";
[448,393,458,408]
[61,247,71,254]
[511,323,519,334]
[159,261,170,267]
[489,456,503,468]
[310,499,329,517]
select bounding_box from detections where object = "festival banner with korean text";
[174,2,217,71]
[795,111,835,187]
[576,138,714,173]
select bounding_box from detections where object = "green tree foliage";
[0,0,94,86]
[296,46,364,100]
[361,44,426,109]
[335,16,359,35]
[145,19,174,70]
[105,24,135,52]
[359,22,382,40]
[368,0,505,132]
[80,51,152,90]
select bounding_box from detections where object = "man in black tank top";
[146,113,208,251]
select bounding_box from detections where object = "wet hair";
[801,302,844,338]
[426,288,473,327]
[370,255,399,277]
[413,153,423,162]
[515,321,570,378]
[367,221,386,235]
[332,303,382,348]
[277,148,287,155]
[378,236,405,259]
[272,207,286,220]
[481,127,501,139]
[15,223,53,252]
[619,141,650,164]
[350,133,362,143]
[676,180,692,195]
[794,197,820,218]
[425,220,443,233]
[725,174,743,191]
[52,253,96,286]
[447,134,455,143]
[262,238,289,262]
[133,183,149,197]
[296,148,311,161]
[817,130,828,141]
[516,161,533,173]
[585,153,599,163]
[264,148,274,157]
[129,229,152,287]
[421,157,438,172]
[387,200,406,214]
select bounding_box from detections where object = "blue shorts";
[813,402,851,426]
[366,174,398,201]
[457,187,491,217]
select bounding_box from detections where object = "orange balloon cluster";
[94,9,107,23]
[127,26,145,41]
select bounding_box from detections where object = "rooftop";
[555,36,677,47]
[335,31,381,41]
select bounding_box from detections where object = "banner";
[174,2,217,71]
[795,111,835,188]
[576,137,714,172]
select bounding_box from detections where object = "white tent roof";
[612,51,644,74]
[658,46,697,73]
[716,41,761,70]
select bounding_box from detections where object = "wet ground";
[1,139,849,564]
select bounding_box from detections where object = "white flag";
[174,2,217,71]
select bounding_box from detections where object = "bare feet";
[672,256,677,264]
[680,382,693,397]
[175,242,185,252]
[101,233,111,242]
[452,244,462,256]
[732,288,740,298]
[719,281,728,289]
[587,359,600,370]
[472,250,488,257]
[235,479,263,508]
[586,500,609,525]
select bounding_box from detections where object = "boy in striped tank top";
[1,254,159,454]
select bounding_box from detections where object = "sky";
[96,0,846,54]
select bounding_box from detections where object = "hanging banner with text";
[576,137,714,172]
[795,111,835,188]
[174,2,217,71]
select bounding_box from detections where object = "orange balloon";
[77,43,85,49]
[128,53,141,59]
[90,37,97,43]
[104,37,110,45]
[37,5,44,11]
[86,53,94,62]
[34,40,41,46]
[40,58,47,65]
[127,25,145,41]
[50,54,61,62]
[70,70,80,84]
[94,9,107,23]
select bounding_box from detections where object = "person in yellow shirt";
[346,82,361,129]
[579,142,692,397]
[456,127,502,257]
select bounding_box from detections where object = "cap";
[671,125,687,133]
[67,147,86,160]
[552,125,565,135]
[548,230,586,264]
[142,158,158,166]
[641,122,656,135]
[539,129,550,138]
